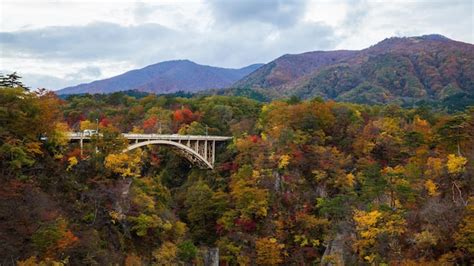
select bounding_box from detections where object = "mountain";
[57,60,264,95]
[233,34,474,105]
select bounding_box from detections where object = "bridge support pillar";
[212,140,215,165]
[80,138,83,156]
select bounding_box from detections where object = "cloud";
[341,0,369,30]
[17,73,87,90]
[0,22,177,61]
[66,66,102,80]
[0,13,338,90]
[1,65,103,90]
[334,0,473,50]
[133,2,157,22]
[207,0,309,27]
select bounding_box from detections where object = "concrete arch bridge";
[68,133,232,169]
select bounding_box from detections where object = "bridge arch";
[123,140,214,169]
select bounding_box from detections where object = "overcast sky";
[0,0,473,90]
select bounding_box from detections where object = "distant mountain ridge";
[57,60,263,95]
[59,34,473,107]
[233,34,474,105]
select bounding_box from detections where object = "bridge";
[68,133,232,169]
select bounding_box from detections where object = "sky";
[0,0,473,90]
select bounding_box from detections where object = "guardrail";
[67,132,232,141]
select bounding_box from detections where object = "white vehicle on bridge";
[83,129,98,136]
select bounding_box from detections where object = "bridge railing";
[67,132,232,141]
[122,134,232,141]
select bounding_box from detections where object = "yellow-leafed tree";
[255,237,284,265]
[105,150,143,178]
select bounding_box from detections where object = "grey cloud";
[65,66,102,80]
[207,0,309,27]
[1,67,102,90]
[173,20,337,68]
[370,0,473,42]
[282,21,335,51]
[342,0,369,29]
[81,66,101,77]
[0,17,337,67]
[15,72,88,90]
[133,2,158,22]
[0,22,178,61]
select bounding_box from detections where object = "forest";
[0,79,473,265]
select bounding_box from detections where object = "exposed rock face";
[203,247,219,266]
[321,233,346,266]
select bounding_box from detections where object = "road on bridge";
[68,132,232,169]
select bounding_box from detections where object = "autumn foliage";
[1,87,472,264]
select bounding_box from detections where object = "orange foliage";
[99,117,110,127]
[124,254,143,266]
[56,230,79,250]
[40,218,79,258]
[173,108,198,124]
[143,115,157,130]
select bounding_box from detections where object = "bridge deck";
[68,132,232,141]
[67,132,231,169]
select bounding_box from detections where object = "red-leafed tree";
[172,108,200,132]
[99,117,110,128]
[143,115,158,133]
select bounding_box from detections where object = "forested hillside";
[234,35,474,106]
[1,82,473,264]
[58,61,263,95]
